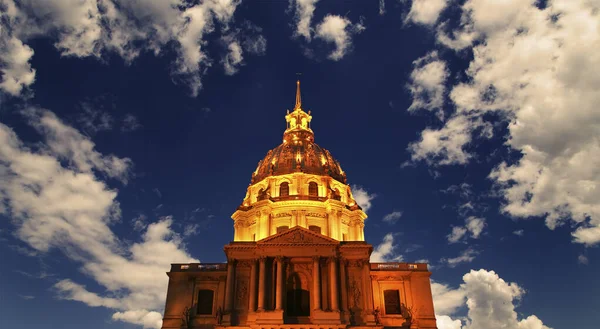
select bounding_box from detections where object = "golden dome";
[251,140,347,185]
[251,81,347,185]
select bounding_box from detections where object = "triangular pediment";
[257,226,339,245]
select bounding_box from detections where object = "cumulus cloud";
[0,0,265,97]
[289,1,364,60]
[408,0,600,246]
[447,226,467,243]
[441,248,478,267]
[407,51,449,119]
[351,184,376,213]
[433,269,552,329]
[513,229,524,236]
[407,0,449,26]
[315,15,365,61]
[383,210,403,224]
[290,0,319,40]
[0,108,197,328]
[370,233,403,262]
[447,216,486,243]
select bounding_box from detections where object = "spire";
[295,80,301,109]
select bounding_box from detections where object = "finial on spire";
[295,80,302,109]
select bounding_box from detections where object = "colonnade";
[223,256,346,313]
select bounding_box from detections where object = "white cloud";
[407,51,449,119]
[407,0,449,26]
[436,315,463,329]
[578,254,588,265]
[379,0,386,16]
[433,269,552,329]
[291,0,319,41]
[112,310,164,329]
[431,281,466,315]
[513,229,524,236]
[441,248,478,267]
[0,0,265,97]
[351,184,376,213]
[465,216,485,238]
[222,38,244,75]
[447,216,486,243]
[0,108,197,329]
[315,15,364,61]
[447,226,467,243]
[370,233,403,262]
[383,210,403,224]
[409,0,600,245]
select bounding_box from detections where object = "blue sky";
[0,1,598,329]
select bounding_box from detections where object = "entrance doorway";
[286,273,310,317]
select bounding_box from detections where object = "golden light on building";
[160,81,438,329]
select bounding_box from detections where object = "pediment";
[257,226,339,245]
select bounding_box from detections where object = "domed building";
[160,82,437,329]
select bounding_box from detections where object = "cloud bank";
[407,0,600,246]
[0,0,266,97]
[0,108,197,328]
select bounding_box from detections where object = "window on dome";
[277,226,289,234]
[308,182,318,196]
[280,182,289,197]
[308,225,321,234]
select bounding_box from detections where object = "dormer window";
[308,182,318,196]
[280,182,289,197]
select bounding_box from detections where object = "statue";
[215,306,223,325]
[373,307,381,325]
[181,306,193,329]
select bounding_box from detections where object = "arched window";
[308,182,318,196]
[197,289,214,314]
[280,182,289,197]
[308,225,321,234]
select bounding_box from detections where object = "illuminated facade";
[161,82,438,329]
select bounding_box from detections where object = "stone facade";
[160,82,437,329]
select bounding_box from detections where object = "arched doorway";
[286,273,310,317]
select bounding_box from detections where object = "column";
[339,259,348,312]
[248,259,258,312]
[362,260,374,312]
[275,257,285,310]
[257,257,266,311]
[225,259,236,311]
[312,256,321,311]
[328,257,339,311]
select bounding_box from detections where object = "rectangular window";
[384,289,402,314]
[308,225,321,234]
[342,233,347,241]
[197,289,214,315]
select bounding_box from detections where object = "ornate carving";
[380,275,401,281]
[349,278,362,308]
[305,212,326,218]
[235,280,248,308]
[274,212,292,218]
[293,263,312,275]
[347,259,367,267]
[237,260,253,268]
[284,231,314,243]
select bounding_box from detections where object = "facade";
[161,82,438,329]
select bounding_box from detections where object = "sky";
[0,1,598,329]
